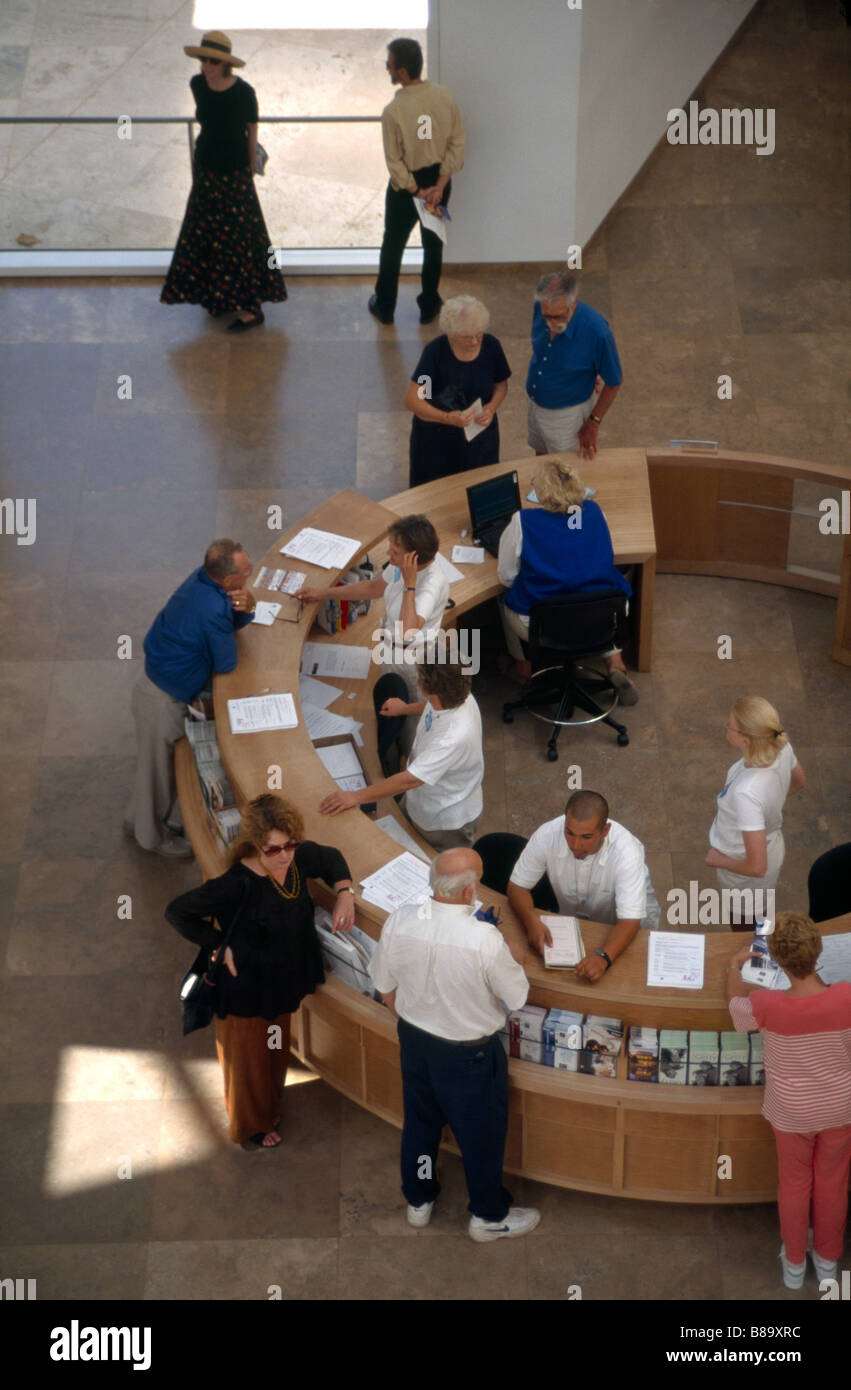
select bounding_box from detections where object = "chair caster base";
[617,732,630,746]
[546,745,558,762]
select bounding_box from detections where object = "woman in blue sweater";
[496,456,637,702]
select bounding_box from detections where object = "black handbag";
[178,883,249,1036]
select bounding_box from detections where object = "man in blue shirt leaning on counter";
[526,270,623,461]
[124,538,256,858]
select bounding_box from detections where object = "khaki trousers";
[125,670,187,850]
[214,1013,292,1144]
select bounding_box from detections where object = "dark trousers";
[373,671,409,776]
[398,1017,512,1222]
[374,163,451,315]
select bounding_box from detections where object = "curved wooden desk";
[175,449,851,1204]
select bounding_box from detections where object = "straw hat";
[183,31,246,68]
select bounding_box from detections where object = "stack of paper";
[300,643,373,681]
[316,742,367,793]
[302,704,364,745]
[541,915,585,969]
[359,852,431,912]
[227,693,298,734]
[280,528,361,570]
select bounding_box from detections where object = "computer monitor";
[466,470,522,535]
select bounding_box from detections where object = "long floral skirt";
[161,165,287,316]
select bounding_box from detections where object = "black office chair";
[807,843,851,923]
[502,590,630,761]
[473,832,559,912]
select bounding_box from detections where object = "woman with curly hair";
[166,795,354,1148]
[727,911,851,1289]
[161,31,287,331]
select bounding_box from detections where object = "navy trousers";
[373,163,451,316]
[398,1017,512,1222]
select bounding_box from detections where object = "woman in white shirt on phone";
[706,695,805,928]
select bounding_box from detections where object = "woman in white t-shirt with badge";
[706,696,805,928]
[296,514,450,774]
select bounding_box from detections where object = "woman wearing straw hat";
[161,31,287,331]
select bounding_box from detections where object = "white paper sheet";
[433,551,465,585]
[302,702,362,741]
[300,642,373,680]
[463,398,487,442]
[541,914,585,968]
[280,527,361,570]
[252,601,281,626]
[298,674,343,709]
[373,814,431,864]
[415,197,448,244]
[316,742,367,792]
[646,931,705,990]
[227,693,298,734]
[359,851,432,912]
[450,545,485,565]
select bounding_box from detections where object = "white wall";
[431,0,756,263]
[574,0,756,246]
[430,0,582,262]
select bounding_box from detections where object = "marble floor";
[0,0,850,1302]
[0,4,425,249]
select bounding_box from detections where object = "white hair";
[429,860,477,900]
[535,271,578,306]
[439,294,490,337]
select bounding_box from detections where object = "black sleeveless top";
[190,74,259,173]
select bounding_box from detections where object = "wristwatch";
[337,886,355,895]
[590,414,603,425]
[593,948,612,969]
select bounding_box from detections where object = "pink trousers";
[772,1121,851,1264]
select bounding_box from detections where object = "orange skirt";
[214,1013,291,1144]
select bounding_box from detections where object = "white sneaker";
[811,1250,838,1282]
[469,1207,540,1242]
[779,1244,806,1289]
[406,1202,434,1228]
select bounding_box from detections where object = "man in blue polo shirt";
[124,539,256,857]
[526,270,623,460]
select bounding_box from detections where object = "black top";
[165,842,351,1020]
[410,333,511,414]
[408,333,512,487]
[191,74,259,173]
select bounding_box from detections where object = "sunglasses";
[201,57,222,66]
[261,840,298,856]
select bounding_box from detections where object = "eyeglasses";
[261,840,298,856]
[201,57,222,66]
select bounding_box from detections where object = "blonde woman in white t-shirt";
[706,696,806,928]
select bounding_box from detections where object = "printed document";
[646,931,705,989]
[298,674,343,709]
[300,642,372,680]
[463,400,488,443]
[227,693,298,734]
[252,601,281,626]
[280,527,361,570]
[450,545,485,565]
[433,551,465,585]
[541,915,585,969]
[316,741,367,793]
[415,197,447,245]
[360,852,431,912]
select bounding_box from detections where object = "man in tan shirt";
[369,37,465,326]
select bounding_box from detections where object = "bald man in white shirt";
[369,848,540,1242]
[508,789,660,983]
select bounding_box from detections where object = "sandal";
[241,1129,281,1151]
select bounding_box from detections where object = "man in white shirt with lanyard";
[319,657,483,851]
[508,789,660,983]
[369,848,540,1241]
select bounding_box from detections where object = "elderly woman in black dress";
[165,794,355,1149]
[405,294,511,486]
[161,31,287,331]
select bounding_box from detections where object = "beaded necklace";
[265,859,301,901]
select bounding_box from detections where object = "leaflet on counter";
[279,528,361,570]
[300,642,372,681]
[541,915,585,969]
[227,693,298,734]
[316,741,367,793]
[359,852,431,913]
[646,931,705,989]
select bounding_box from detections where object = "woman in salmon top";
[727,911,851,1289]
